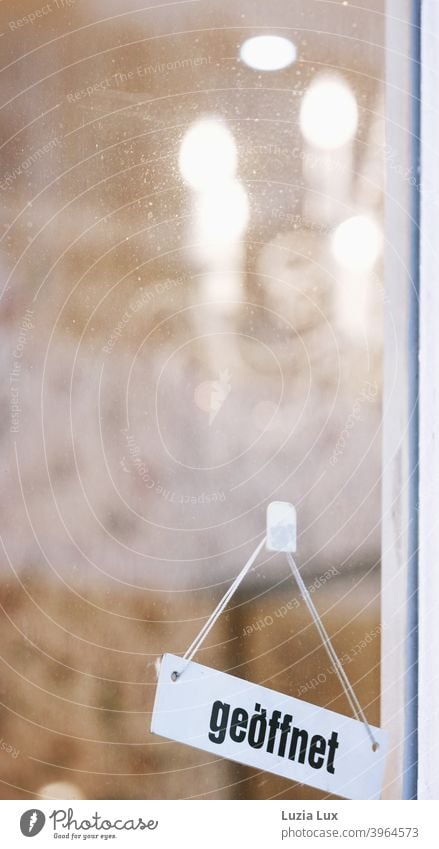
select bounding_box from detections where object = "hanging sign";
[151,652,388,800]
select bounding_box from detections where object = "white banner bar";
[0,799,430,848]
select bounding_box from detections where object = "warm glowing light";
[300,74,358,149]
[179,118,238,190]
[195,180,249,251]
[240,35,297,71]
[331,215,382,271]
[39,781,83,799]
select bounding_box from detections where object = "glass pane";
[1,0,385,800]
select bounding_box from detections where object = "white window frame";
[418,0,439,802]
[383,0,439,801]
[381,0,420,800]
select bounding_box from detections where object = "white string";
[286,553,378,750]
[171,536,378,751]
[174,536,267,679]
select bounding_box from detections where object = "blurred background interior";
[0,0,385,799]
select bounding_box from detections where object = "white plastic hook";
[266,501,297,552]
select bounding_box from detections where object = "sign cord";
[175,536,267,679]
[287,553,378,750]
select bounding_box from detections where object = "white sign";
[151,653,388,800]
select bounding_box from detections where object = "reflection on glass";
[300,73,359,150]
[240,35,297,71]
